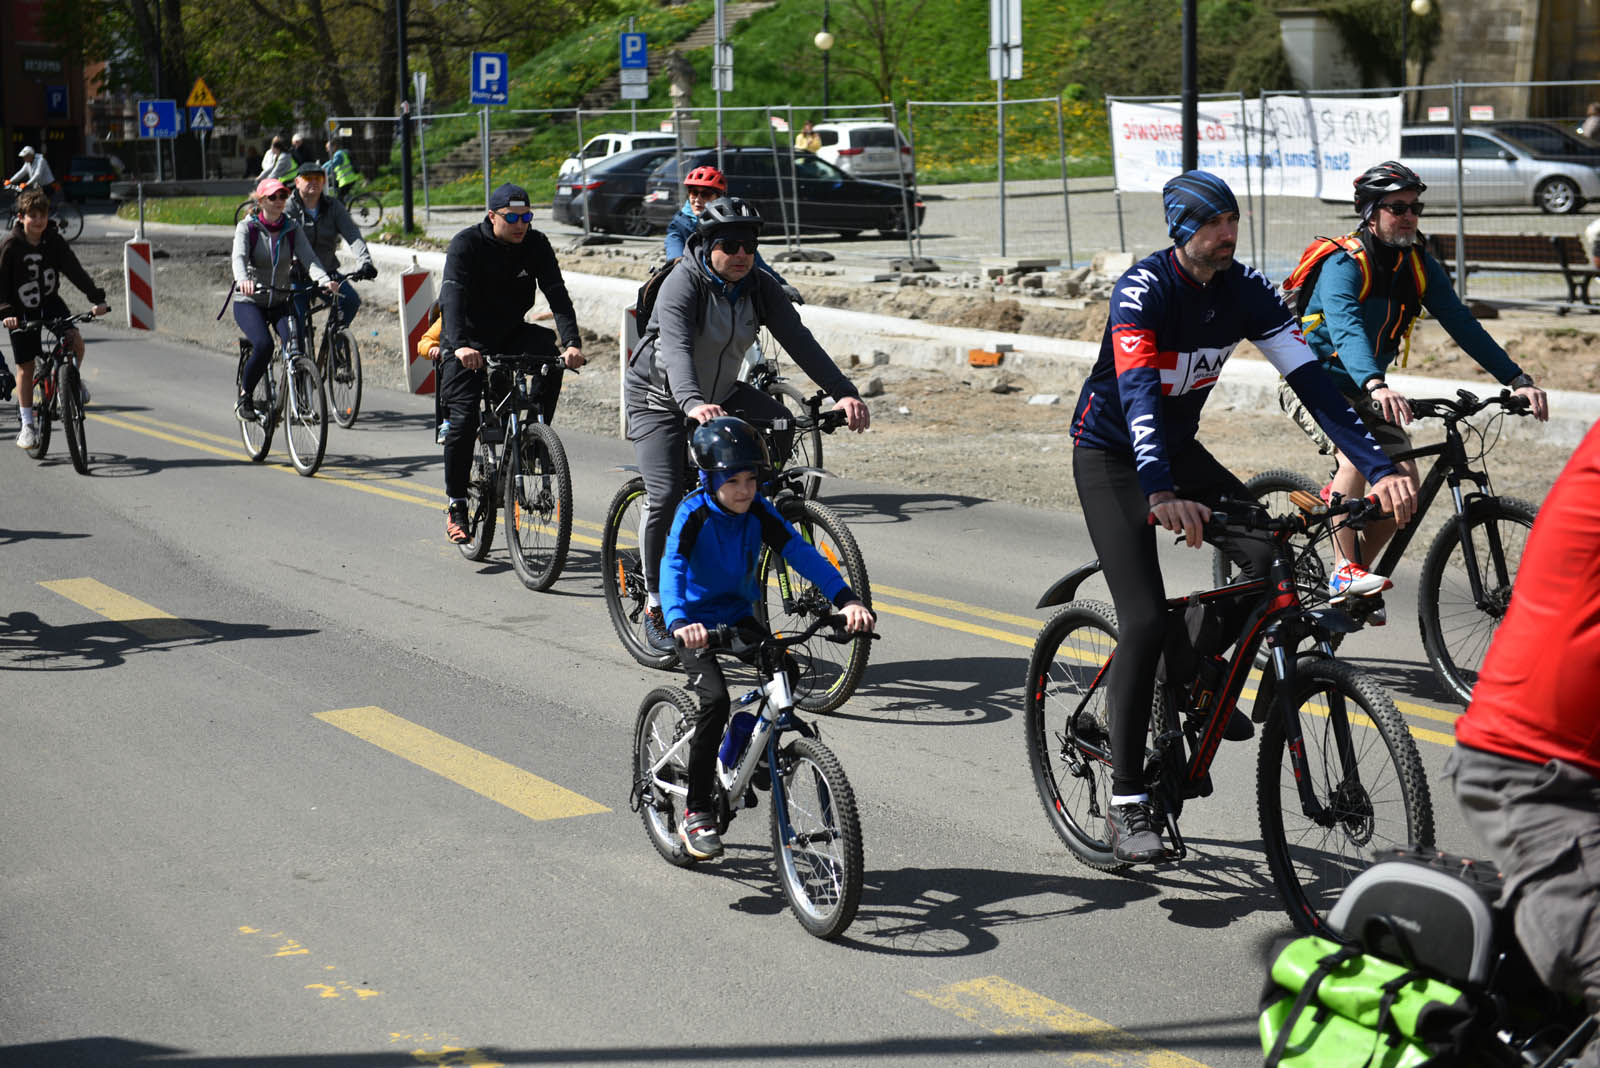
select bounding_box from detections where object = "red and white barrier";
[124,239,154,330]
[400,263,436,394]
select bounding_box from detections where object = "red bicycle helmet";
[684,165,727,193]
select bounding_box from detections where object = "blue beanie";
[703,466,756,494]
[1162,170,1239,245]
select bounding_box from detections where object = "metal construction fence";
[329,78,1599,308]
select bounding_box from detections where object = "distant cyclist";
[285,160,376,330]
[5,146,55,192]
[1070,169,1416,864]
[1448,419,1600,1068]
[230,177,338,422]
[625,196,867,652]
[437,183,584,544]
[1282,161,1548,603]
[0,187,108,448]
[324,139,359,202]
[663,165,792,293]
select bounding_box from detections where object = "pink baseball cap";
[255,177,289,199]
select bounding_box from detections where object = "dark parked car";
[552,145,683,236]
[1482,120,1600,166]
[62,155,119,201]
[641,147,923,239]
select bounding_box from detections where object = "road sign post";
[187,79,218,179]
[620,32,648,102]
[471,51,509,207]
[988,0,1022,256]
[137,100,181,181]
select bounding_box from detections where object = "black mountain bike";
[297,274,364,428]
[1026,492,1435,935]
[631,614,876,939]
[235,287,327,477]
[601,405,871,713]
[1215,389,1537,705]
[17,310,100,474]
[739,333,827,501]
[453,353,573,592]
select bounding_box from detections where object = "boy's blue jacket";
[661,485,856,634]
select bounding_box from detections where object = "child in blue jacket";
[661,416,874,859]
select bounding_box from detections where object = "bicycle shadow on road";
[317,450,440,483]
[0,527,92,546]
[829,653,1023,726]
[1095,834,1310,932]
[815,489,988,525]
[47,451,243,479]
[337,407,436,433]
[0,611,319,673]
[1337,653,1463,709]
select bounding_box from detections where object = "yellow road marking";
[910,976,1210,1066]
[314,706,609,821]
[877,582,1042,629]
[39,577,207,640]
[877,600,1035,648]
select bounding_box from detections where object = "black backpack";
[634,256,681,334]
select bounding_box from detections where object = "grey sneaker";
[1106,801,1166,863]
[680,810,723,859]
[644,606,675,654]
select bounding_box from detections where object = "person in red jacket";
[1449,419,1600,1066]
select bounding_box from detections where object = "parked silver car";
[1400,126,1600,214]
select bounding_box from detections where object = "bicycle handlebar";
[1206,492,1385,536]
[688,613,880,656]
[1407,388,1531,423]
[482,352,572,374]
[13,309,103,333]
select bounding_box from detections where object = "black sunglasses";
[265,191,290,201]
[497,210,534,223]
[1378,201,1424,216]
[714,237,758,254]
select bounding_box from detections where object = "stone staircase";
[426,2,775,186]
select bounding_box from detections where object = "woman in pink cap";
[229,176,337,422]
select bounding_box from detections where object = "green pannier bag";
[1259,936,1476,1067]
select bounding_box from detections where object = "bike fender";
[781,465,832,480]
[1305,607,1362,636]
[1253,666,1279,723]
[1036,560,1102,610]
[612,464,642,474]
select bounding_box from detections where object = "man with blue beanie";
[660,416,874,858]
[1068,169,1419,863]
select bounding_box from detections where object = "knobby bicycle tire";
[755,497,870,714]
[601,477,676,670]
[327,329,362,428]
[459,438,498,562]
[1418,496,1538,707]
[633,686,697,867]
[505,422,573,592]
[1256,656,1434,936]
[284,354,327,477]
[25,369,52,460]
[59,362,89,474]
[770,735,864,939]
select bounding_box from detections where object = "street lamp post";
[814,0,833,117]
[1400,0,1432,122]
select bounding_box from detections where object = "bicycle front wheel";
[769,381,825,501]
[326,329,362,428]
[1023,600,1132,872]
[770,735,863,939]
[601,477,676,670]
[348,193,383,230]
[755,497,870,714]
[25,371,52,460]
[633,686,698,867]
[284,355,327,477]
[53,201,83,242]
[1418,497,1538,706]
[1257,657,1434,936]
[505,422,573,591]
[58,362,88,474]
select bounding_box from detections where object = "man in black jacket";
[438,183,585,543]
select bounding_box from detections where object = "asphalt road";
[2,325,1482,1067]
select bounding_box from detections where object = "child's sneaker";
[680,811,723,859]
[644,606,675,653]
[1327,561,1392,603]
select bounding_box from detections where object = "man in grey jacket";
[624,196,868,651]
[286,160,376,331]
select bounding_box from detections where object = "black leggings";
[1073,445,1273,797]
[234,301,300,396]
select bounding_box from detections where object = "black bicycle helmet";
[697,196,763,241]
[690,416,771,474]
[1353,161,1426,211]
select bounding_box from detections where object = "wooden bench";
[1426,232,1599,312]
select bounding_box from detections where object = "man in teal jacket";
[1286,161,1549,602]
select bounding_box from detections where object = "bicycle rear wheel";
[25,369,52,460]
[58,362,89,474]
[1257,657,1434,936]
[602,477,676,670]
[459,439,497,561]
[1418,497,1537,706]
[53,201,83,242]
[770,736,863,939]
[238,366,274,462]
[755,497,870,714]
[348,193,383,230]
[769,381,824,501]
[326,329,362,428]
[283,354,327,477]
[633,686,698,867]
[505,422,573,591]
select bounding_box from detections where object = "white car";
[812,120,915,184]
[558,131,679,179]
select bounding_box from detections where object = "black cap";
[488,183,530,211]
